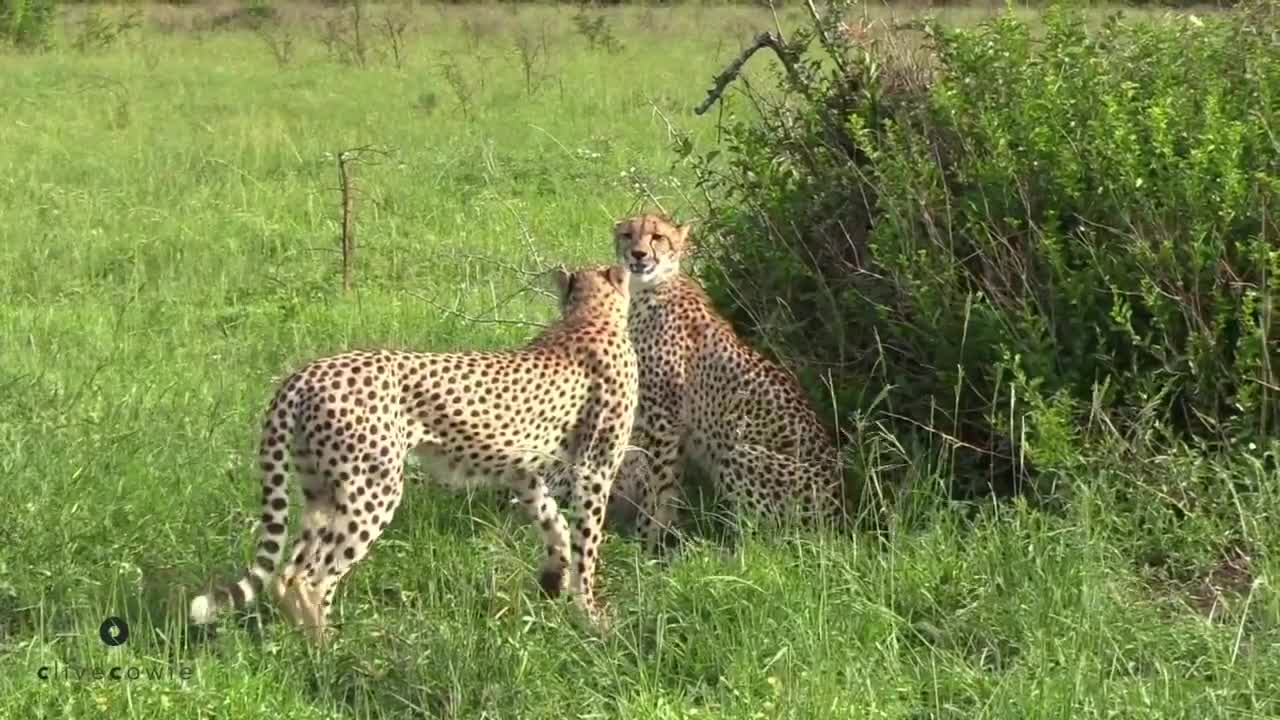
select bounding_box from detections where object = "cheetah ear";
[675,222,694,253]
[549,266,573,299]
[604,264,629,294]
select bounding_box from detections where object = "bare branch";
[694,31,779,116]
[768,0,787,44]
[805,0,835,52]
[453,252,555,282]
[403,290,549,331]
[498,199,551,271]
[337,148,358,292]
[337,145,393,165]
[338,151,356,293]
[333,145,393,293]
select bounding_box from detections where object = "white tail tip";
[189,595,216,625]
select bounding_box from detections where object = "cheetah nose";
[630,250,647,260]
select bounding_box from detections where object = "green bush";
[1,0,57,49]
[696,1,1279,501]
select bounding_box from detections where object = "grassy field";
[1,3,1276,718]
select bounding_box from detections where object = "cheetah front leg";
[510,468,572,598]
[565,463,615,628]
[632,429,685,557]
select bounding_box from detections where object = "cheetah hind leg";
[712,444,842,532]
[510,468,571,598]
[296,459,407,644]
[271,575,329,644]
[598,450,647,535]
[271,454,336,635]
[272,546,327,644]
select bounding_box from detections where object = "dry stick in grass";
[334,145,391,293]
[451,251,556,285]
[338,150,356,293]
[380,12,409,69]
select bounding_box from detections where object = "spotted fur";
[189,264,638,641]
[613,213,844,551]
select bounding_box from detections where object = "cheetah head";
[551,263,631,316]
[613,213,692,290]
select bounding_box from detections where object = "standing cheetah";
[189,264,638,641]
[613,213,844,552]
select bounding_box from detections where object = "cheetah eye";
[652,234,666,243]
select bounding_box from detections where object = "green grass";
[0,3,1276,718]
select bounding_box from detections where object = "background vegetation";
[697,1,1277,493]
[0,1,1275,718]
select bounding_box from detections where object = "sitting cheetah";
[613,213,844,551]
[189,264,638,641]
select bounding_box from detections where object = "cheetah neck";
[529,303,628,347]
[634,274,709,306]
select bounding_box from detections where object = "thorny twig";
[498,198,551,271]
[403,289,549,331]
[401,246,559,330]
[453,252,556,281]
[338,154,355,293]
[693,28,824,117]
[625,170,667,216]
[694,17,870,179]
[646,96,703,215]
[694,32,783,116]
[333,145,392,293]
[805,0,850,76]
[426,249,559,301]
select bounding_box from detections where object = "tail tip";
[189,594,217,625]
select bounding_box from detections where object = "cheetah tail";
[189,380,297,625]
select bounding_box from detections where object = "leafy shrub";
[572,9,623,54]
[1,0,57,50]
[70,7,139,51]
[207,0,277,31]
[695,1,1279,502]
